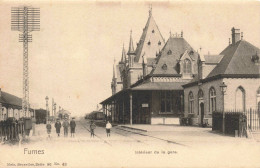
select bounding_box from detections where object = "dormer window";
[167,50,172,55]
[189,50,194,55]
[251,52,259,63]
[162,64,167,70]
[147,41,151,45]
[183,59,191,73]
[158,41,161,45]
[152,30,155,33]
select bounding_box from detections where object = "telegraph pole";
[11,6,40,117]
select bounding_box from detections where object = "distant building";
[0,88,33,120]
[183,28,260,126]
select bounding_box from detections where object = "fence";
[242,108,260,131]
[213,108,260,136]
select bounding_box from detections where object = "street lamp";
[220,82,227,134]
[54,102,56,121]
[45,96,49,124]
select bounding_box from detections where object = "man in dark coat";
[62,118,69,137]
[55,119,62,137]
[70,117,76,137]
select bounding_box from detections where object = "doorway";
[200,102,204,126]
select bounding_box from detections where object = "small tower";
[111,59,117,95]
[127,30,136,67]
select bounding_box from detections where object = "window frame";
[188,91,194,114]
[183,58,192,74]
[209,87,216,113]
[160,91,174,114]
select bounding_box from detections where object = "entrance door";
[200,102,204,126]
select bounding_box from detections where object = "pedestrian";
[62,118,69,137]
[70,117,76,137]
[55,119,62,137]
[90,120,96,138]
[106,121,112,137]
[46,120,52,139]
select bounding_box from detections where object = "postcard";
[0,1,260,168]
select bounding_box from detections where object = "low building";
[183,28,260,126]
[0,88,33,120]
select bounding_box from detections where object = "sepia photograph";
[0,0,260,168]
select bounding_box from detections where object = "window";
[152,29,155,33]
[162,64,167,70]
[209,87,216,113]
[236,86,245,112]
[147,41,151,45]
[183,59,191,73]
[257,86,260,95]
[198,89,204,115]
[167,50,172,55]
[158,41,161,45]
[188,92,194,114]
[160,91,173,113]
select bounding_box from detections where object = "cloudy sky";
[0,1,259,117]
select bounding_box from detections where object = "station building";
[101,9,260,126]
[101,9,199,125]
[183,28,260,126]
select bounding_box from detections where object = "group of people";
[46,119,112,138]
[46,117,76,138]
[89,120,112,138]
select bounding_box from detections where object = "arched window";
[183,59,191,73]
[235,86,245,112]
[209,87,216,113]
[188,92,194,114]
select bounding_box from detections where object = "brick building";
[183,28,260,126]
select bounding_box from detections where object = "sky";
[0,0,259,117]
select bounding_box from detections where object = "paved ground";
[1,118,260,168]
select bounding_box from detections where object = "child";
[106,121,112,137]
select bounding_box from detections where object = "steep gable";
[134,11,165,63]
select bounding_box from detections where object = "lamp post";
[45,96,49,124]
[54,102,56,121]
[220,82,227,134]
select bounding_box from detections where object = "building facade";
[183,28,260,126]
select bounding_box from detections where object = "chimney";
[231,27,240,45]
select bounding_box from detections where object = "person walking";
[90,120,96,138]
[55,119,62,137]
[106,121,112,137]
[70,117,76,137]
[46,120,52,139]
[62,118,69,137]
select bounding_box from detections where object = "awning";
[131,82,186,91]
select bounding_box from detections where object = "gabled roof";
[0,91,22,107]
[207,40,260,78]
[134,11,165,63]
[151,36,197,75]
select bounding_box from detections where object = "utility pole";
[11,6,40,117]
